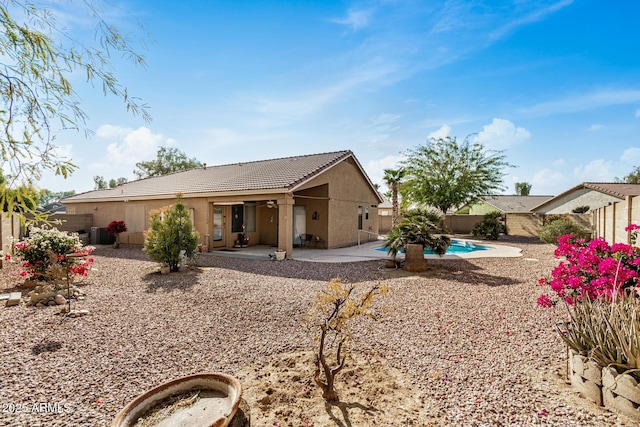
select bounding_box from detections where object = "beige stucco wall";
[505,213,543,237]
[537,189,619,214]
[64,157,381,250]
[593,196,636,244]
[297,158,380,248]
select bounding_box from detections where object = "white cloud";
[573,159,613,181]
[587,124,604,131]
[100,126,165,166]
[329,7,373,31]
[532,168,566,190]
[428,124,451,139]
[366,154,406,190]
[620,147,640,165]
[474,118,531,150]
[635,108,640,118]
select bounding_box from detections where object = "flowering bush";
[105,220,127,235]
[538,225,640,378]
[12,227,95,281]
[537,230,640,307]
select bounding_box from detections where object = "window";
[244,202,256,232]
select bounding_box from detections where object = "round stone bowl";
[111,372,242,427]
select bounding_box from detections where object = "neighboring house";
[454,195,553,236]
[63,150,383,257]
[532,182,640,215]
[461,195,554,215]
[36,201,66,215]
[377,197,393,233]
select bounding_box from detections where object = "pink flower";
[537,294,554,308]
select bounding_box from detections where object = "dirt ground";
[233,350,438,427]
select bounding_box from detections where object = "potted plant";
[383,208,450,272]
[106,220,127,249]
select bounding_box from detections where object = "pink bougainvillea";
[538,225,640,307]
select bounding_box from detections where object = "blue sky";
[37,0,640,196]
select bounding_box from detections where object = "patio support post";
[278,195,294,259]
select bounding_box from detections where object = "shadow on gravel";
[32,341,63,355]
[142,268,204,293]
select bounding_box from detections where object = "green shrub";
[383,208,450,258]
[539,218,590,244]
[572,205,590,214]
[143,195,199,272]
[472,211,505,240]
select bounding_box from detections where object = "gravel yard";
[0,236,636,426]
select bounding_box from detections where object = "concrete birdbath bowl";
[111,373,242,427]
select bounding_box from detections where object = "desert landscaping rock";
[1,237,638,426]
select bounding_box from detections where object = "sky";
[33,0,640,197]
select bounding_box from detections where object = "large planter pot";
[403,244,426,272]
[111,373,242,427]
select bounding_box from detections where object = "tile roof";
[65,150,372,202]
[481,195,554,213]
[532,182,640,211]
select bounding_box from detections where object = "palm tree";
[383,168,406,227]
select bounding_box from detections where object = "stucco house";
[532,182,640,215]
[460,195,553,215]
[63,150,383,257]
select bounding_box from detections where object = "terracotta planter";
[112,372,242,427]
[275,250,286,261]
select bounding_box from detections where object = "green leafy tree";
[134,147,202,179]
[0,176,37,212]
[0,0,149,217]
[383,168,405,226]
[616,166,640,184]
[515,182,532,196]
[38,189,75,206]
[144,195,199,272]
[94,176,107,190]
[401,136,512,216]
[108,177,128,188]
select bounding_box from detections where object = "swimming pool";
[376,239,489,255]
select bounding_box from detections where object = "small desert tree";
[307,278,387,401]
[144,195,199,272]
[105,220,127,248]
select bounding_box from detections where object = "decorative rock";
[603,366,640,421]
[47,300,57,306]
[5,292,22,307]
[569,351,602,405]
[54,294,67,305]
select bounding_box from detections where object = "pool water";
[376,239,489,255]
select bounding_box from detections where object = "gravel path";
[0,237,634,426]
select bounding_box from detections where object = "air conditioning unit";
[90,227,115,245]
